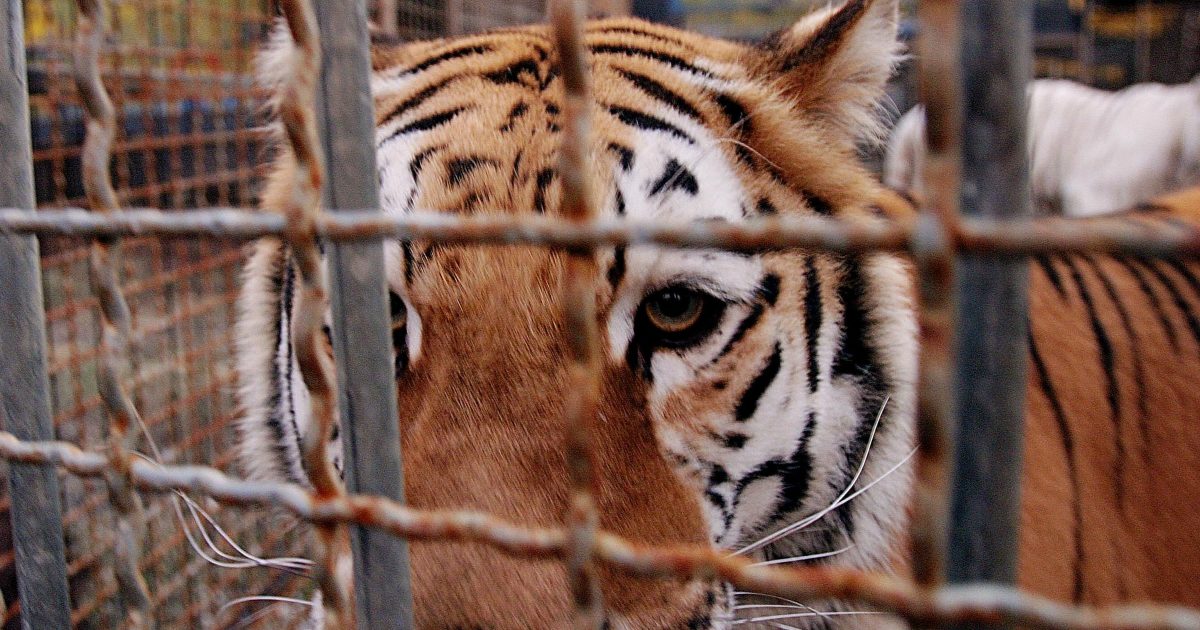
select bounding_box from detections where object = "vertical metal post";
[0,2,73,628]
[313,1,415,627]
[947,0,1033,597]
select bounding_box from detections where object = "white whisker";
[219,595,315,615]
[731,610,884,625]
[735,397,891,556]
[750,543,854,566]
[732,591,833,624]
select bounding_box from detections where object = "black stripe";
[614,67,704,123]
[607,245,626,288]
[713,304,764,362]
[1029,331,1084,602]
[280,257,304,485]
[398,44,491,76]
[714,93,751,134]
[803,258,823,393]
[1162,258,1200,305]
[379,76,458,126]
[733,413,815,521]
[1082,256,1148,462]
[1136,258,1200,352]
[829,259,887,541]
[802,191,834,216]
[1114,257,1180,352]
[735,343,783,422]
[756,198,777,215]
[265,250,296,483]
[647,158,699,197]
[446,156,495,187]
[483,58,540,85]
[614,188,626,215]
[722,432,748,449]
[499,101,529,132]
[407,145,441,183]
[401,240,414,285]
[758,274,782,306]
[510,149,524,184]
[383,108,466,144]
[593,25,688,47]
[1060,256,1124,502]
[389,290,409,375]
[1035,255,1068,298]
[534,168,556,213]
[606,105,695,144]
[608,143,634,171]
[588,44,714,78]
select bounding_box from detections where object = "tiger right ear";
[752,0,902,143]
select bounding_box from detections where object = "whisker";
[749,543,854,566]
[730,610,885,625]
[732,591,833,624]
[735,397,891,556]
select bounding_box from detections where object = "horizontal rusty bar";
[0,429,1198,630]
[3,207,1200,257]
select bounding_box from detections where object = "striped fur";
[235,0,1200,626]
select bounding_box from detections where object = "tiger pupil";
[647,289,703,332]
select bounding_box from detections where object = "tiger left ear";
[753,0,902,143]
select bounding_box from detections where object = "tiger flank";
[236,0,1200,626]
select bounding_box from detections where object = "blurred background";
[7,0,1198,627]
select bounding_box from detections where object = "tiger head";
[238,0,917,627]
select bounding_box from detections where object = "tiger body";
[237,0,1200,626]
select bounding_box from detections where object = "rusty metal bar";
[2,430,1200,630]
[550,0,604,627]
[948,0,1033,603]
[275,0,353,626]
[912,0,964,601]
[0,3,73,628]
[72,0,154,626]
[312,0,415,627]
[6,206,1200,256]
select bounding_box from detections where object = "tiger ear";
[753,0,902,143]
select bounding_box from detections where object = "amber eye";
[638,286,725,349]
[645,289,704,332]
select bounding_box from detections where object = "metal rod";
[73,0,154,625]
[0,3,72,628]
[549,0,603,627]
[2,430,1200,630]
[275,0,353,626]
[4,206,1200,256]
[313,0,414,627]
[912,0,964,601]
[948,0,1033,601]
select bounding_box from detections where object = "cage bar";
[312,0,416,627]
[948,0,1034,596]
[0,3,74,628]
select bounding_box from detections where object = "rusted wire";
[1,430,1199,630]
[72,0,154,626]
[549,0,603,627]
[6,206,1200,256]
[911,0,963,600]
[273,0,352,626]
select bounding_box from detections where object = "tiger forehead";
[368,18,773,215]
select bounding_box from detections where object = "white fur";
[884,77,1200,216]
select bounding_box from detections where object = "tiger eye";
[645,289,704,333]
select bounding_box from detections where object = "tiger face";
[238,0,916,627]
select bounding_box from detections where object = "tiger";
[235,0,1200,627]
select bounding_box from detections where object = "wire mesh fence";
[3,0,1200,629]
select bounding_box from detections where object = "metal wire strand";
[273,0,353,626]
[1,430,1199,630]
[549,0,603,627]
[72,1,153,626]
[6,205,1200,257]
